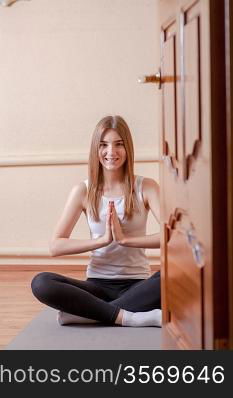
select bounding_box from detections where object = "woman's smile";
[102,157,121,168]
[104,157,119,164]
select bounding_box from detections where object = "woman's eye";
[99,142,124,148]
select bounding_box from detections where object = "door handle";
[138,68,162,89]
[185,228,205,268]
[178,226,205,268]
[192,242,205,268]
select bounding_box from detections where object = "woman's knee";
[31,272,54,301]
[151,271,160,279]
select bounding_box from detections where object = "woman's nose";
[106,146,117,155]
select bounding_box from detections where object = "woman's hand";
[100,201,113,246]
[111,202,125,245]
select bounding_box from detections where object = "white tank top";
[83,175,151,279]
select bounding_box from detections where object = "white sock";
[57,311,99,326]
[122,309,162,327]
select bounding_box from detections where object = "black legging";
[31,271,161,324]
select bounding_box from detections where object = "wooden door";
[159,0,229,349]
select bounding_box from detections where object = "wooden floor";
[0,267,85,350]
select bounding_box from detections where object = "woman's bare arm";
[120,233,160,249]
[49,182,109,257]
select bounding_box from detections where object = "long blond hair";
[87,115,140,221]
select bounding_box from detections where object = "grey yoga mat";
[4,307,162,350]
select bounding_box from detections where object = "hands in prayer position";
[103,201,125,246]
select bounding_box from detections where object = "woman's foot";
[121,309,162,327]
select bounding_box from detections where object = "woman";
[31,115,161,327]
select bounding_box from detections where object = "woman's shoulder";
[134,175,159,193]
[141,176,159,208]
[141,176,159,187]
[135,175,159,190]
[71,180,87,194]
[70,181,88,210]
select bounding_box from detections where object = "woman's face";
[99,129,127,171]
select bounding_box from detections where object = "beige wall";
[0,0,161,267]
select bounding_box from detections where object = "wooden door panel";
[163,34,177,161]
[162,20,179,178]
[164,211,203,349]
[184,12,201,180]
[159,0,228,350]
[160,0,212,350]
